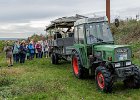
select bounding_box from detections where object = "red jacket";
[35,44,42,52]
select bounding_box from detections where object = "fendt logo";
[117,49,128,53]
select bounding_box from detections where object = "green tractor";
[71,16,140,92]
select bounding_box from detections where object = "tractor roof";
[45,14,87,31]
[74,16,108,26]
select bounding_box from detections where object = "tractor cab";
[74,16,113,45]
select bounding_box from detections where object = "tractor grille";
[115,47,131,62]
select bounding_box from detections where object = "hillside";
[112,20,140,59]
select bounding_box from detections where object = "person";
[26,42,30,60]
[4,41,13,67]
[44,40,49,58]
[13,41,20,63]
[35,41,42,58]
[40,40,45,58]
[19,41,27,63]
[27,41,35,60]
[30,39,35,58]
[35,42,38,58]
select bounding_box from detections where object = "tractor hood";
[93,44,131,62]
[94,44,131,51]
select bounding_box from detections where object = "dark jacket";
[19,45,27,54]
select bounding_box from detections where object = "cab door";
[73,24,89,68]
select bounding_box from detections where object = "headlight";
[115,63,121,67]
[126,61,131,66]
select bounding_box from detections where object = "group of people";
[4,40,49,67]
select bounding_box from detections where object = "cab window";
[78,25,84,44]
[74,25,84,44]
[74,26,78,43]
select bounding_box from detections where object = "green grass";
[0,52,140,100]
[1,20,140,100]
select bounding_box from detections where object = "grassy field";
[0,52,140,100]
[1,20,140,100]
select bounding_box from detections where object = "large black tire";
[72,50,89,79]
[51,53,55,64]
[123,66,140,88]
[95,66,113,93]
[51,53,59,64]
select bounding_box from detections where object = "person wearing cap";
[19,41,27,63]
[4,41,13,67]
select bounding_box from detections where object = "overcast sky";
[0,0,140,38]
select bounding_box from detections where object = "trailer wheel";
[51,53,58,64]
[95,66,113,93]
[72,51,87,79]
[124,66,140,88]
[51,53,55,64]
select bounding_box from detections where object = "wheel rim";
[97,72,105,89]
[73,56,79,75]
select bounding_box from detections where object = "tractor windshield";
[86,22,114,44]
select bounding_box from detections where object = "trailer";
[45,14,86,64]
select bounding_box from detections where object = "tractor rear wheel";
[95,66,113,93]
[123,66,140,88]
[72,51,88,79]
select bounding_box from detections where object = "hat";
[22,40,25,43]
[30,41,33,44]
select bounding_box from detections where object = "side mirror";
[115,18,119,27]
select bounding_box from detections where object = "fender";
[72,44,89,69]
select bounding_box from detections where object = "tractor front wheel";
[95,66,113,93]
[124,66,140,88]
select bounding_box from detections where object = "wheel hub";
[98,77,103,83]
[73,56,79,75]
[97,72,105,89]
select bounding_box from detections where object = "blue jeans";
[38,52,42,58]
[30,53,34,60]
[13,53,19,62]
[19,53,26,63]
